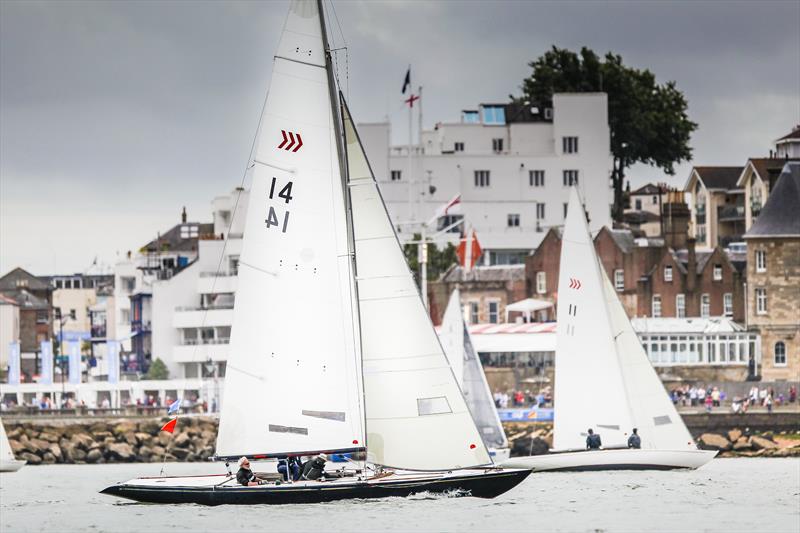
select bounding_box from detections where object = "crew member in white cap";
[301,453,328,481]
[236,456,266,486]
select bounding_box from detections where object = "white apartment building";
[359,93,613,264]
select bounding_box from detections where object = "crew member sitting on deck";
[627,428,642,449]
[301,453,328,481]
[278,456,302,482]
[586,428,602,450]
[236,456,265,486]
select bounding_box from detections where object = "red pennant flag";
[456,229,482,270]
[160,417,178,434]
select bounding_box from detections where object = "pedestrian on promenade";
[711,387,720,407]
[704,394,713,412]
[789,385,797,404]
[689,386,698,407]
[765,392,773,414]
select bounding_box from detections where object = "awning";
[504,298,554,322]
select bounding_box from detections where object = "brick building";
[0,268,54,376]
[744,162,800,381]
[429,265,527,325]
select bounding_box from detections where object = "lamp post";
[54,307,76,406]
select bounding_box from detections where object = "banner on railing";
[497,407,554,422]
[68,340,81,384]
[7,341,20,385]
[40,340,53,385]
[106,340,120,385]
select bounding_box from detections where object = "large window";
[563,170,579,187]
[562,136,579,154]
[723,293,733,316]
[755,250,766,273]
[664,265,673,282]
[529,170,545,187]
[488,301,499,324]
[536,203,546,220]
[676,294,686,318]
[507,214,520,227]
[536,272,546,294]
[756,288,767,314]
[774,341,786,366]
[482,106,506,125]
[652,295,662,318]
[474,170,490,188]
[614,269,624,292]
[390,170,402,181]
[701,294,710,318]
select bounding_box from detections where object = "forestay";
[441,290,509,452]
[216,0,364,459]
[554,188,633,450]
[342,101,491,470]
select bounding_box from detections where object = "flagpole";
[407,81,413,228]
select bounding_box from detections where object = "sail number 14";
[266,176,293,233]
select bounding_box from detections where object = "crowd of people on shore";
[493,387,553,409]
[668,384,797,413]
[0,393,214,413]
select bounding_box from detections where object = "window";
[474,170,490,187]
[563,203,569,220]
[482,106,506,125]
[507,214,520,227]
[696,224,707,243]
[635,199,642,210]
[529,170,545,187]
[180,225,199,238]
[563,170,579,186]
[652,295,662,318]
[676,294,686,318]
[462,110,479,123]
[756,288,767,314]
[652,195,658,205]
[723,293,733,316]
[437,214,463,233]
[755,250,766,273]
[390,170,402,181]
[536,203,546,220]
[614,269,624,292]
[121,276,135,293]
[469,302,479,324]
[454,142,464,152]
[544,107,553,120]
[492,138,504,152]
[701,294,710,318]
[664,265,673,282]
[536,272,546,294]
[713,264,722,281]
[774,342,786,366]
[417,396,452,416]
[120,309,130,323]
[488,301,499,324]
[562,136,578,154]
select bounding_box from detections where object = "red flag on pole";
[457,229,482,270]
[160,417,178,434]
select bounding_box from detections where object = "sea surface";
[1,458,798,533]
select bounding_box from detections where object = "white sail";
[216,0,364,459]
[601,269,696,450]
[554,188,633,450]
[441,290,509,451]
[1,418,15,462]
[342,101,491,470]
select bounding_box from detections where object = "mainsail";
[342,101,491,470]
[440,290,509,452]
[554,188,633,450]
[216,0,364,459]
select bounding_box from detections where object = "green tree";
[403,234,459,288]
[519,46,697,221]
[146,358,170,380]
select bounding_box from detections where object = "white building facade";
[359,93,613,264]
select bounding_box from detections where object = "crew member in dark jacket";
[301,453,328,480]
[278,456,302,481]
[586,428,602,450]
[627,428,641,449]
[236,456,265,486]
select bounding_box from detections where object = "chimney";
[662,191,690,249]
[686,238,697,294]
[181,206,187,223]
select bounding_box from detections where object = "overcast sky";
[1,0,798,275]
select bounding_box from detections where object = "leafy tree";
[519,46,696,221]
[146,358,170,380]
[403,234,458,287]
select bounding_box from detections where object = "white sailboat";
[502,188,715,471]
[0,418,26,473]
[440,290,510,463]
[102,0,529,504]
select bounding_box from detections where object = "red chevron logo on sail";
[278,130,303,152]
[568,277,582,290]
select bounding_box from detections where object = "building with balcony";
[358,93,613,265]
[684,166,744,249]
[0,268,53,377]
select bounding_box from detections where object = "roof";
[630,317,745,334]
[631,183,669,195]
[0,267,51,292]
[0,294,19,306]
[0,289,50,310]
[441,264,525,283]
[691,166,743,191]
[737,157,800,187]
[505,298,553,313]
[622,210,661,224]
[776,126,800,142]
[745,162,800,238]
[606,229,635,253]
[672,249,714,275]
[141,222,214,254]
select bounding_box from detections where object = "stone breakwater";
[503,422,800,458]
[4,417,218,465]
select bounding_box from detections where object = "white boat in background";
[502,188,716,472]
[102,0,528,504]
[1,418,26,473]
[440,290,511,463]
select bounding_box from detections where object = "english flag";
[457,228,482,271]
[160,417,178,434]
[401,67,411,94]
[427,194,461,226]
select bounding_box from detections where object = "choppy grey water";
[1,458,798,533]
